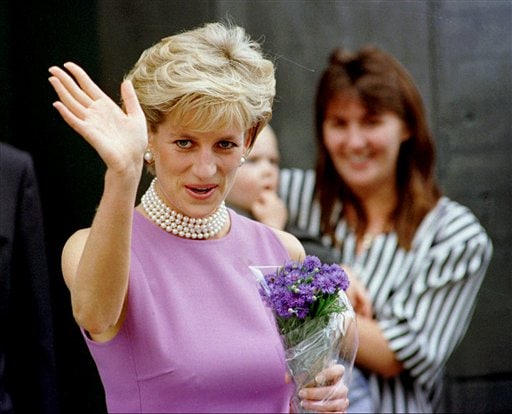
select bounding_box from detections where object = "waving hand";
[48,62,148,176]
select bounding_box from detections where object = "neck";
[346,190,397,236]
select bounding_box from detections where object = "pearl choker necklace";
[141,178,228,239]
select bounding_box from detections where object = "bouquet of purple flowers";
[251,255,358,412]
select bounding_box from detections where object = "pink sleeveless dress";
[83,209,294,413]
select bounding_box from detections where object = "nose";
[192,150,217,178]
[345,124,366,149]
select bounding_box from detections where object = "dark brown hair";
[314,46,441,250]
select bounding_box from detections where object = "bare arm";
[49,62,147,338]
[355,316,403,378]
[61,171,140,338]
[270,227,306,261]
[341,264,402,377]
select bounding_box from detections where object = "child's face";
[226,127,280,212]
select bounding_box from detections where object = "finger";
[51,101,89,138]
[48,65,94,109]
[63,62,106,101]
[317,364,345,385]
[356,288,373,317]
[120,80,144,118]
[300,382,348,402]
[299,365,347,402]
[48,76,89,120]
[301,397,349,413]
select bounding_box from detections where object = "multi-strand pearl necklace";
[141,178,228,239]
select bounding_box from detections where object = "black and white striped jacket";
[279,168,493,413]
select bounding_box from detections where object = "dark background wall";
[0,1,510,413]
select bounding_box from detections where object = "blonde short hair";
[125,22,276,147]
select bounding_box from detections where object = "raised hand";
[48,62,148,177]
[343,265,373,318]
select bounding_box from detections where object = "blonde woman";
[49,22,349,413]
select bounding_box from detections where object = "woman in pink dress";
[48,22,349,413]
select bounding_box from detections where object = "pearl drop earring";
[144,149,154,163]
[240,156,246,166]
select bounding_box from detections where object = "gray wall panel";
[429,2,511,384]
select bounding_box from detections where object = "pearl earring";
[240,156,246,166]
[144,149,154,163]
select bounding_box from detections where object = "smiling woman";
[280,45,493,413]
[47,21,350,413]
[322,97,409,213]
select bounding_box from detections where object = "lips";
[347,152,371,163]
[344,152,373,170]
[185,184,217,198]
[189,187,212,194]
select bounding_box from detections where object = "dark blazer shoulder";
[0,142,33,181]
[0,143,36,235]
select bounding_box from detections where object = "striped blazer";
[279,168,493,413]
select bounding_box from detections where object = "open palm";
[49,62,148,175]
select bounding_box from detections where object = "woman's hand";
[297,364,349,413]
[343,265,373,318]
[48,62,147,177]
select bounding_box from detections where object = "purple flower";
[260,255,349,324]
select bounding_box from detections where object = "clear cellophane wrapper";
[250,265,358,413]
[284,292,358,413]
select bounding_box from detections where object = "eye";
[270,157,280,167]
[364,115,384,126]
[217,140,237,150]
[326,117,347,129]
[175,139,192,149]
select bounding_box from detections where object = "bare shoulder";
[61,228,91,289]
[270,227,306,261]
